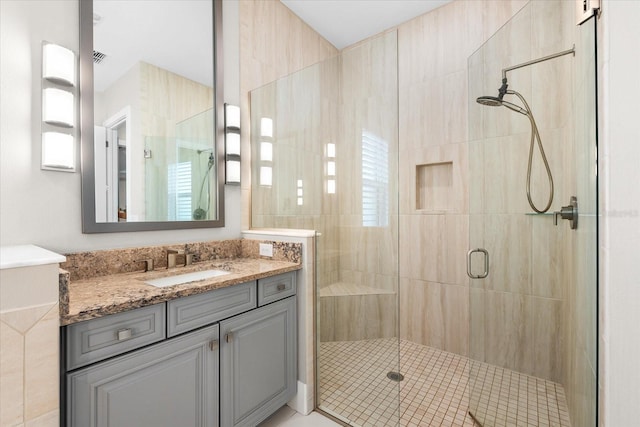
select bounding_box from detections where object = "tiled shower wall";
[238,0,338,232]
[467,0,576,383]
[249,32,400,342]
[397,0,530,359]
[242,0,596,424]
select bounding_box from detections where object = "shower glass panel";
[468,1,598,426]
[251,31,400,426]
[144,109,215,221]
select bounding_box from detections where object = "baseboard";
[287,381,313,415]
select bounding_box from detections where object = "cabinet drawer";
[257,272,296,306]
[168,281,257,337]
[66,303,165,370]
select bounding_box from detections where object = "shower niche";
[416,161,453,212]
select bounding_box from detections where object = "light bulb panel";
[43,88,74,127]
[42,132,75,171]
[43,43,75,86]
[260,117,273,138]
[226,159,241,184]
[225,104,240,129]
[226,132,240,156]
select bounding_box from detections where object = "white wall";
[0,0,241,254]
[599,1,640,425]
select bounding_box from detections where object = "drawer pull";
[226,332,233,343]
[116,328,133,341]
[209,339,219,351]
[277,284,286,291]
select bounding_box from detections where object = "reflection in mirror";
[80,0,224,232]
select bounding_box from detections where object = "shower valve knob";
[553,196,578,229]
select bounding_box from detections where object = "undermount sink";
[144,269,230,288]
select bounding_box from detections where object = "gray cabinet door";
[67,324,219,427]
[220,297,297,427]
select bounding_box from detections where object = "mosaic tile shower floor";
[318,339,571,427]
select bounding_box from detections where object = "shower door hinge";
[576,0,600,25]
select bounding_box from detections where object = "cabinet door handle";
[277,284,286,291]
[116,328,133,341]
[209,339,219,351]
[225,332,233,343]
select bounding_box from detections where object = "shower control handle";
[553,196,578,229]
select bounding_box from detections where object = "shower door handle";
[467,248,489,279]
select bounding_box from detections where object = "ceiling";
[280,0,452,49]
[92,0,452,92]
[92,0,213,92]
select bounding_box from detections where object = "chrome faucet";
[166,249,194,268]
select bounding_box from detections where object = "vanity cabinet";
[63,271,296,427]
[67,324,220,427]
[220,296,297,427]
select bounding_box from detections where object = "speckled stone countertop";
[59,239,302,326]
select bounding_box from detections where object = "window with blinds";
[361,131,389,227]
[167,161,192,221]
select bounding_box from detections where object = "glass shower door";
[250,30,401,427]
[467,2,598,426]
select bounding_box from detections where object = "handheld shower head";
[476,96,503,107]
[476,90,528,115]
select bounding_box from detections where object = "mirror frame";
[80,0,225,233]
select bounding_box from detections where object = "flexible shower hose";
[509,90,554,213]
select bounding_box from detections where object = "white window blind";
[362,131,389,227]
[168,162,192,221]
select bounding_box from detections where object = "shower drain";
[386,371,404,382]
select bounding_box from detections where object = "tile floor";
[317,339,572,427]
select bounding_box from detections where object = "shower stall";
[250,1,597,426]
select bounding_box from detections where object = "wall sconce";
[224,103,241,184]
[259,117,274,187]
[326,142,336,194]
[41,42,76,172]
[297,179,303,206]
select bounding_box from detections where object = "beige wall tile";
[0,320,24,426]
[0,303,54,334]
[483,290,533,374]
[319,294,396,342]
[25,409,58,427]
[482,1,529,42]
[532,297,564,382]
[0,265,59,312]
[442,283,469,356]
[399,279,468,354]
[469,287,485,361]
[24,304,59,421]
[483,214,532,294]
[481,134,532,214]
[531,217,564,299]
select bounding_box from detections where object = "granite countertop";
[60,257,301,326]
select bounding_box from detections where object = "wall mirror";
[80,0,224,233]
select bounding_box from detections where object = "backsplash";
[61,239,301,281]
[241,239,302,264]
